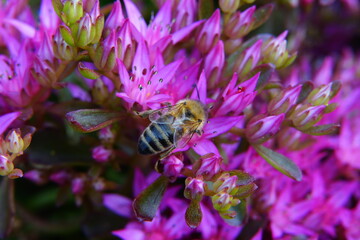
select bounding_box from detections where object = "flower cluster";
[0,0,359,239]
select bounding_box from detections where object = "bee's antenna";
[192,84,200,101]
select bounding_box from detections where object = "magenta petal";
[67,83,91,102]
[204,116,243,138]
[132,40,150,78]
[193,139,220,156]
[112,229,145,240]
[117,59,130,91]
[103,194,133,218]
[0,111,21,135]
[152,0,172,26]
[190,70,207,104]
[4,19,36,38]
[151,59,182,90]
[123,0,147,35]
[172,20,205,44]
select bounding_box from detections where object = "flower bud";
[50,170,70,185]
[246,114,285,144]
[213,173,238,194]
[24,170,46,184]
[195,153,222,180]
[212,191,241,211]
[163,155,184,180]
[268,85,302,115]
[92,145,112,163]
[8,168,23,179]
[196,9,221,54]
[0,155,14,176]
[306,83,332,106]
[72,176,86,194]
[61,0,84,25]
[99,127,115,144]
[261,31,297,69]
[104,0,124,35]
[224,6,255,39]
[89,0,104,44]
[71,13,96,48]
[290,104,326,130]
[116,20,135,69]
[184,176,205,201]
[219,0,240,13]
[91,30,116,71]
[233,39,262,77]
[204,40,225,88]
[6,129,24,154]
[174,0,197,31]
[53,29,78,61]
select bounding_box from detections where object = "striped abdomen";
[138,123,175,155]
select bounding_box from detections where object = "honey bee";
[137,99,207,159]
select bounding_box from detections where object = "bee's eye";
[198,119,202,123]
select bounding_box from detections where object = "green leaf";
[251,4,274,30]
[133,176,169,221]
[324,103,338,114]
[0,178,15,238]
[297,81,314,104]
[221,201,247,226]
[253,144,302,181]
[78,62,101,79]
[51,0,63,17]
[65,109,122,133]
[198,0,214,19]
[301,123,340,136]
[185,200,202,229]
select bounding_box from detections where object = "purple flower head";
[116,40,182,110]
[246,114,285,144]
[225,6,256,39]
[196,9,221,54]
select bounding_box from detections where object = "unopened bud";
[219,0,240,13]
[261,31,297,69]
[290,104,326,130]
[196,9,221,54]
[61,0,84,25]
[72,176,86,194]
[268,85,302,115]
[163,155,184,179]
[6,129,24,154]
[53,29,78,61]
[195,153,222,180]
[306,83,332,106]
[213,173,238,194]
[71,13,96,48]
[224,6,256,39]
[8,168,23,179]
[92,145,112,163]
[184,176,205,201]
[212,191,241,211]
[0,155,14,176]
[246,114,285,144]
[99,127,115,143]
[233,39,262,76]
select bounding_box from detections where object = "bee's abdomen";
[138,123,174,155]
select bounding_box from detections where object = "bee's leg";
[159,146,175,160]
[134,109,157,118]
[196,129,204,136]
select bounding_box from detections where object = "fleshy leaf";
[133,175,169,221]
[66,109,122,133]
[60,25,75,46]
[221,201,247,226]
[185,200,202,229]
[198,0,214,19]
[78,62,101,79]
[0,178,15,238]
[251,4,274,30]
[51,0,63,17]
[234,183,258,199]
[253,144,302,181]
[297,81,314,104]
[301,123,340,136]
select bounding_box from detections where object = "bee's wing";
[174,123,199,149]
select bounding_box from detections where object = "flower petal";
[204,116,243,138]
[103,194,133,218]
[0,112,21,135]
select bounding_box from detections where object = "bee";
[137,99,207,159]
